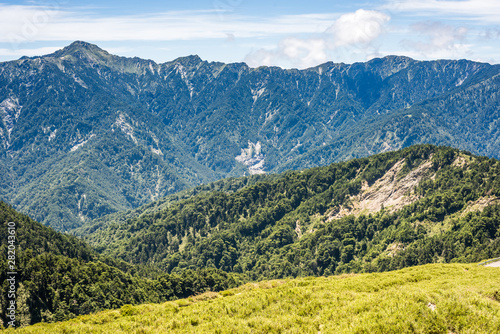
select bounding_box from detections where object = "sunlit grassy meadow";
[6,263,500,333]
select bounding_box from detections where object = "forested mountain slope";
[84,145,500,280]
[0,202,241,327]
[72,173,273,237]
[1,42,499,231]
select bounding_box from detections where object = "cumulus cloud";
[245,38,328,68]
[245,9,390,68]
[281,38,327,64]
[401,21,472,59]
[329,10,390,47]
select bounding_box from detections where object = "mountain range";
[0,41,499,230]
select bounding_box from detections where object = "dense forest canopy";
[84,145,500,281]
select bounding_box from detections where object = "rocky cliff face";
[0,41,499,230]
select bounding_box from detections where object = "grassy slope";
[8,263,500,333]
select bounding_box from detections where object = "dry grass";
[6,263,500,334]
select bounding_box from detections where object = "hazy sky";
[1,0,499,68]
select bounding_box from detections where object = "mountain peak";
[50,41,110,61]
[66,40,103,51]
[171,55,203,67]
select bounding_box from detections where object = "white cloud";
[0,4,336,45]
[282,38,327,64]
[480,28,500,39]
[245,37,327,68]
[385,0,500,22]
[245,9,390,68]
[0,46,62,57]
[383,0,500,62]
[0,4,64,45]
[401,21,472,59]
[329,9,390,47]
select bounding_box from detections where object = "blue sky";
[1,0,499,68]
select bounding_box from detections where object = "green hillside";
[83,145,500,280]
[0,202,241,327]
[6,263,500,333]
[72,173,272,237]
